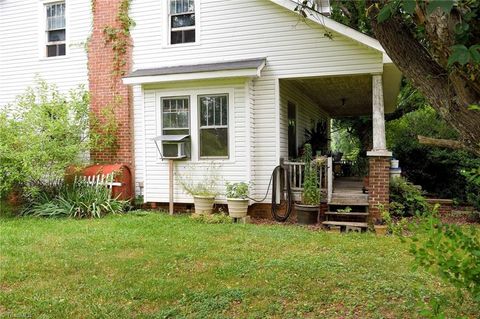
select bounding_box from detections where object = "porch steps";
[329,199,369,206]
[322,221,368,228]
[325,212,369,217]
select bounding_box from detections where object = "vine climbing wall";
[88,0,134,165]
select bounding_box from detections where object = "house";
[0,0,401,221]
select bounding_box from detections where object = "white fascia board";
[269,0,391,57]
[123,68,261,85]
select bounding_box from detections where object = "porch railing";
[281,157,331,201]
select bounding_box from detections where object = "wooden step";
[322,221,369,228]
[329,199,369,206]
[325,212,369,216]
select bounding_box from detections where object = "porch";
[278,71,400,224]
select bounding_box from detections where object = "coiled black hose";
[247,165,293,222]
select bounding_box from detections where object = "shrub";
[462,167,480,211]
[0,79,91,200]
[301,144,321,205]
[410,217,480,302]
[23,180,127,218]
[225,182,249,199]
[177,164,221,197]
[390,177,429,216]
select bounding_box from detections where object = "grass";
[0,211,478,318]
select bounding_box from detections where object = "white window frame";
[198,94,230,159]
[160,96,191,135]
[39,0,68,59]
[155,87,235,163]
[161,0,200,47]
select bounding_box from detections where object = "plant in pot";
[178,166,220,215]
[295,144,321,225]
[226,182,250,218]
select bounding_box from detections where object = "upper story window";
[45,2,66,57]
[169,0,195,45]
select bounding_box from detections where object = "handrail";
[281,158,329,193]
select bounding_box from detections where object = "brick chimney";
[88,0,133,166]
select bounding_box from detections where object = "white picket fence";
[75,173,122,189]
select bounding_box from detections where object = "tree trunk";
[367,4,480,155]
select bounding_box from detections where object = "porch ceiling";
[284,75,373,118]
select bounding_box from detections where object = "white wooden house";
[0,0,402,218]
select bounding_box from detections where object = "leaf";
[377,3,393,23]
[468,104,480,111]
[448,45,470,66]
[469,45,480,63]
[402,0,417,14]
[426,0,455,15]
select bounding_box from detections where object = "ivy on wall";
[88,0,135,158]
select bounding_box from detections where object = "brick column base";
[368,156,390,221]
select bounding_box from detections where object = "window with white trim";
[45,2,66,57]
[199,94,228,158]
[169,0,195,44]
[162,97,190,135]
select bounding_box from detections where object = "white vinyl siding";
[140,79,247,204]
[128,0,384,200]
[0,0,91,107]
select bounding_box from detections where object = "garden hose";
[247,165,294,222]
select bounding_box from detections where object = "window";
[199,94,228,158]
[169,0,195,44]
[45,2,66,57]
[162,97,190,135]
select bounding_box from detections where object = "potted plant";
[226,182,250,218]
[178,166,220,215]
[295,144,321,225]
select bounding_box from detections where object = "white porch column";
[367,74,392,157]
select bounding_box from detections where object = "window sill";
[162,42,201,49]
[39,55,68,62]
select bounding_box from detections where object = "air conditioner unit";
[153,135,190,160]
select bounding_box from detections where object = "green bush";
[410,217,480,303]
[463,167,480,211]
[0,79,90,199]
[301,144,321,205]
[23,180,127,218]
[390,177,429,216]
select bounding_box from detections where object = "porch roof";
[123,58,266,85]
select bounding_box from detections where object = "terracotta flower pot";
[374,225,388,235]
[295,204,319,225]
[193,195,215,215]
[227,198,249,218]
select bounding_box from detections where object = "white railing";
[327,157,333,203]
[281,157,330,199]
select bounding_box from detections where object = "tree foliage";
[0,80,90,199]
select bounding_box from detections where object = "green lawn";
[0,212,478,318]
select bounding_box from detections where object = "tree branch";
[417,135,464,150]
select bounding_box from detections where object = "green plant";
[0,79,91,200]
[390,177,429,216]
[410,216,480,303]
[177,164,221,197]
[462,167,480,211]
[23,180,127,218]
[101,0,135,77]
[190,213,232,224]
[225,182,249,199]
[337,206,352,214]
[301,144,321,205]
